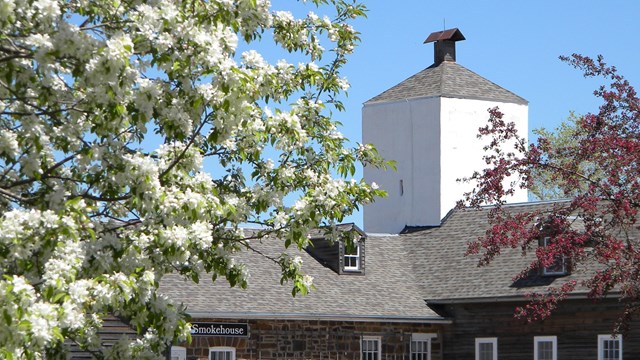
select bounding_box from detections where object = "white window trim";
[411,333,436,360]
[209,346,236,360]
[598,334,622,360]
[344,242,361,271]
[475,337,497,360]
[542,237,567,275]
[361,335,381,360]
[171,346,186,360]
[534,336,557,360]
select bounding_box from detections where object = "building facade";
[158,28,639,360]
[173,319,444,360]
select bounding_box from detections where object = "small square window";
[534,336,557,360]
[171,346,186,360]
[411,333,435,360]
[361,336,381,360]
[542,237,567,275]
[475,338,497,360]
[209,347,236,360]
[343,242,361,271]
[598,335,622,360]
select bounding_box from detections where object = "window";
[598,335,622,360]
[361,336,381,360]
[209,347,236,360]
[534,336,557,360]
[411,333,436,360]
[344,241,361,271]
[542,237,567,275]
[475,338,497,360]
[171,346,186,360]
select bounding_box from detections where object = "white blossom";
[242,50,267,68]
[0,0,16,22]
[0,0,377,356]
[336,77,350,91]
[0,130,18,157]
[301,274,313,288]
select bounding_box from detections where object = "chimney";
[424,28,465,65]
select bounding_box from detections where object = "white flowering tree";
[0,0,385,358]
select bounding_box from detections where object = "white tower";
[363,28,528,234]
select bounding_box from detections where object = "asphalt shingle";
[160,233,441,320]
[160,201,605,317]
[365,61,528,105]
[401,202,593,302]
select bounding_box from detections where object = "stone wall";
[180,319,445,360]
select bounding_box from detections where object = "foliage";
[529,112,592,200]
[461,54,640,332]
[0,0,386,358]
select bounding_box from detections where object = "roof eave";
[363,93,528,108]
[187,311,452,324]
[425,291,608,305]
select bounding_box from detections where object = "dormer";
[306,223,366,275]
[535,214,581,277]
[540,236,568,276]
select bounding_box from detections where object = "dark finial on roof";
[424,28,465,66]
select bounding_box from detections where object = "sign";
[190,322,249,337]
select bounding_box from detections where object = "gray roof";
[160,201,603,318]
[160,232,442,321]
[402,201,591,303]
[365,61,528,105]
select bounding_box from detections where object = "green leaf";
[2,309,11,325]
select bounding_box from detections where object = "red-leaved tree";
[461,54,640,332]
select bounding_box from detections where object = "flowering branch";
[461,54,640,330]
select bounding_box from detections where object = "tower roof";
[364,61,528,105]
[366,28,527,106]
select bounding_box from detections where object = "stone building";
[159,29,639,360]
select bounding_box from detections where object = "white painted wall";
[363,96,528,234]
[362,97,440,234]
[439,98,528,219]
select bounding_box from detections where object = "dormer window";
[343,242,361,271]
[340,238,364,274]
[542,237,567,276]
[305,223,365,275]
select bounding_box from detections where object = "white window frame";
[361,335,381,360]
[475,337,497,360]
[542,237,567,275]
[411,333,436,360]
[343,241,361,271]
[209,346,236,360]
[534,336,557,360]
[598,334,622,360]
[171,346,186,360]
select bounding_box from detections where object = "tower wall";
[363,97,441,234]
[439,97,529,218]
[362,97,528,234]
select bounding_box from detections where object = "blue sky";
[339,0,640,141]
[317,0,640,225]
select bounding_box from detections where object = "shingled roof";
[365,61,528,105]
[400,201,593,303]
[160,231,443,321]
[160,201,608,319]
